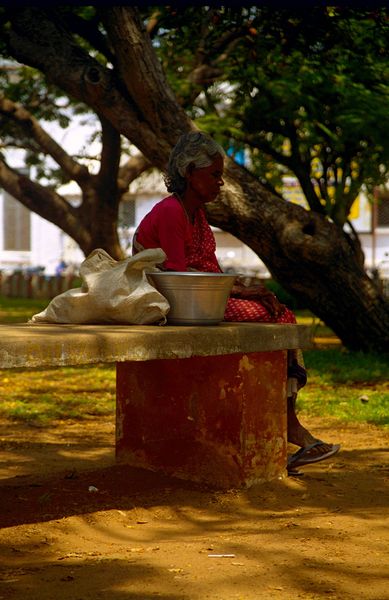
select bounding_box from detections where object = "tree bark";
[211,162,389,351]
[4,6,389,351]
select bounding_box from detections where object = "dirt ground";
[0,414,388,600]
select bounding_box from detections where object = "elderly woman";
[133,130,340,474]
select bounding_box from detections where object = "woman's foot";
[287,440,341,471]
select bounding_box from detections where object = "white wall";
[360,232,389,271]
[0,188,84,275]
[30,213,65,274]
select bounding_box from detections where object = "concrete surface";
[0,322,312,369]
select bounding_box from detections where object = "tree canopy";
[148,6,389,227]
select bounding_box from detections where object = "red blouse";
[135,194,220,272]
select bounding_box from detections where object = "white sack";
[29,248,170,325]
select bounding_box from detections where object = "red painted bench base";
[116,351,288,489]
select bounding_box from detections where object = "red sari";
[134,195,296,324]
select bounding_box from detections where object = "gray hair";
[164,131,225,195]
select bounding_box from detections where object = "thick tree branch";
[100,6,193,142]
[183,14,251,103]
[0,157,89,243]
[0,95,89,184]
[60,8,116,65]
[7,7,173,169]
[145,9,163,37]
[211,26,251,62]
[288,129,326,214]
[118,154,152,190]
[96,115,121,207]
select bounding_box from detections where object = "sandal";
[287,440,340,472]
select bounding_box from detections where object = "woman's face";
[186,155,224,203]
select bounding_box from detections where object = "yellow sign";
[349,197,360,219]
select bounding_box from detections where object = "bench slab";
[0,322,311,369]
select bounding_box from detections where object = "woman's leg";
[287,394,332,450]
[287,349,310,445]
[287,350,335,455]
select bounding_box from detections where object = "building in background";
[0,182,84,276]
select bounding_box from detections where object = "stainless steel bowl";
[148,271,236,325]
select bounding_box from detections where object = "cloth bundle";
[29,248,169,325]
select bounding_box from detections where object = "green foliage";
[150,6,389,225]
[235,9,389,222]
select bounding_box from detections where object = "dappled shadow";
[1,445,388,529]
[0,417,116,483]
[1,538,387,600]
[1,456,387,599]
[1,417,388,599]
[0,413,388,530]
[0,556,187,600]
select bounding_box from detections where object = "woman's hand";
[231,283,263,299]
[259,289,286,319]
[231,280,286,319]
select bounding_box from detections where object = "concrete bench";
[0,322,311,489]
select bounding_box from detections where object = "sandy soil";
[0,415,388,600]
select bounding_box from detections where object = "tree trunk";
[209,162,389,352]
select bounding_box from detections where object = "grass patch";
[0,364,115,425]
[0,296,116,424]
[303,348,389,383]
[299,348,389,427]
[0,295,48,323]
[1,350,387,428]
